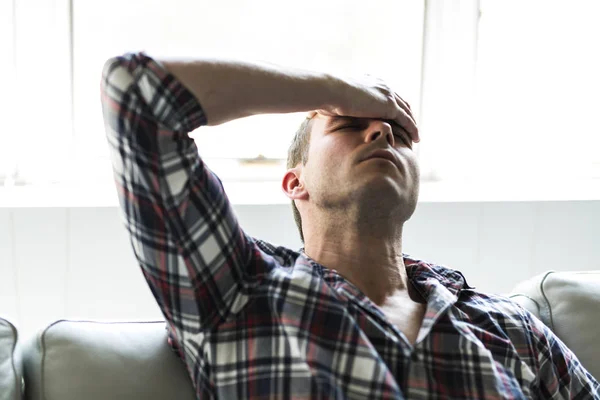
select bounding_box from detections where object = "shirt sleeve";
[524,309,600,399]
[100,53,270,343]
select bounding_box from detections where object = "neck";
[303,207,408,306]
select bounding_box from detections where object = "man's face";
[300,114,420,222]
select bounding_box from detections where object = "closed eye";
[333,120,412,149]
[335,123,364,131]
[389,122,412,149]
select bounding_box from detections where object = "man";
[101,52,598,399]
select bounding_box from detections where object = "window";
[1,0,72,186]
[419,0,600,183]
[472,0,600,182]
[72,0,424,182]
[2,0,598,195]
[0,0,16,183]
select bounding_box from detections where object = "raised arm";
[160,56,418,138]
[102,53,252,340]
[100,52,418,358]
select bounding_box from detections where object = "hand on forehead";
[305,111,390,125]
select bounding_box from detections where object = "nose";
[365,120,394,147]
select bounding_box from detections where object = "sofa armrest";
[510,270,600,380]
[0,316,23,400]
[22,320,196,400]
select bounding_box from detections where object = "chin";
[361,171,407,194]
[354,176,415,215]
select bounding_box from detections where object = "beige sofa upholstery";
[510,270,600,380]
[0,316,22,400]
[21,320,196,400]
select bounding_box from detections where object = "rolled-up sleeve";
[100,53,266,349]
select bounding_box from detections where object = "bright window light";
[471,0,600,181]
[2,0,598,197]
[71,0,424,179]
[72,0,425,156]
[0,0,16,183]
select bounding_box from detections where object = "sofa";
[509,270,600,379]
[1,270,598,399]
[0,317,22,400]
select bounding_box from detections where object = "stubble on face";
[303,115,420,226]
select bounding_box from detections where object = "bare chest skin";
[379,289,427,345]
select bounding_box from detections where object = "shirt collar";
[255,239,472,303]
[404,254,473,300]
[298,246,472,303]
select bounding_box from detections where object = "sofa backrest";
[0,316,22,400]
[510,270,600,380]
[21,320,196,400]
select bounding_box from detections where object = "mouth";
[362,149,398,167]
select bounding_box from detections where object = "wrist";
[315,72,344,112]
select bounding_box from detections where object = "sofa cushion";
[0,316,22,400]
[22,320,196,400]
[510,270,600,380]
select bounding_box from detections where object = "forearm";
[161,57,337,126]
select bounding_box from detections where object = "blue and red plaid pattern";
[101,52,599,399]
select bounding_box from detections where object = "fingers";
[393,93,419,143]
[395,110,419,143]
[394,92,413,115]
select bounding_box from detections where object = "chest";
[380,301,427,345]
[203,282,534,399]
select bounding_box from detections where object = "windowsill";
[0,178,598,208]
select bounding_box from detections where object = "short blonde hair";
[286,117,313,243]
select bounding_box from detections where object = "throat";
[379,296,427,345]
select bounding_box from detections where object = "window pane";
[2,0,72,185]
[471,0,600,180]
[0,0,16,182]
[73,0,424,160]
[416,0,479,181]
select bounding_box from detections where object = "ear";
[281,167,309,201]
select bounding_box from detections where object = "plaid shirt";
[101,53,599,399]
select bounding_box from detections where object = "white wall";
[1,201,599,338]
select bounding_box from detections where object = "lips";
[363,149,398,167]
